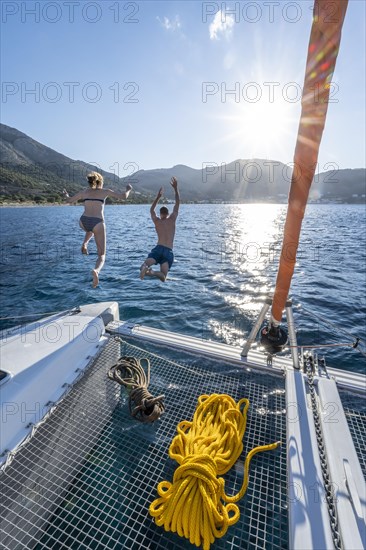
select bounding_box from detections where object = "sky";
[1,0,365,177]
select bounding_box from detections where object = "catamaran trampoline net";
[339,389,366,479]
[0,336,288,550]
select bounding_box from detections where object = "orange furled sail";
[271,0,348,324]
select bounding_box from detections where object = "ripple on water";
[0,204,365,373]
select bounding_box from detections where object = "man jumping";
[140,177,180,282]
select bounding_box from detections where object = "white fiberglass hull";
[0,303,365,550]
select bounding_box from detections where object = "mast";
[271,0,348,326]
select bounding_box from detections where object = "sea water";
[0,203,365,374]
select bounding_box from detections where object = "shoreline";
[1,200,365,208]
[0,201,150,208]
[0,202,68,208]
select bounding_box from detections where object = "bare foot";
[81,245,88,255]
[145,269,166,282]
[156,271,166,282]
[140,263,149,280]
[92,269,99,288]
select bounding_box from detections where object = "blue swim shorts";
[148,245,174,269]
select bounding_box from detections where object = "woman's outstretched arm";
[105,184,133,201]
[63,189,85,204]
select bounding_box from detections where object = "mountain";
[0,124,149,204]
[129,161,365,203]
[127,160,292,201]
[0,124,365,204]
[315,168,366,202]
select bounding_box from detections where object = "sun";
[216,96,299,162]
[244,101,292,149]
[240,98,299,160]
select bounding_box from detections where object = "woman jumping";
[63,172,132,287]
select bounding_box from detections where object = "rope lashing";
[149,393,280,550]
[108,356,165,423]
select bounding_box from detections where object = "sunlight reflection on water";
[0,203,365,372]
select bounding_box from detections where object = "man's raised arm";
[170,177,180,216]
[150,187,163,220]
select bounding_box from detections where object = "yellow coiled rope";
[149,393,280,550]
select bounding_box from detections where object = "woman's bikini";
[80,197,106,232]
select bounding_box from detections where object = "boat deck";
[1,337,288,550]
[1,305,365,550]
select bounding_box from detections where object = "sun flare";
[217,95,299,162]
[243,101,294,150]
